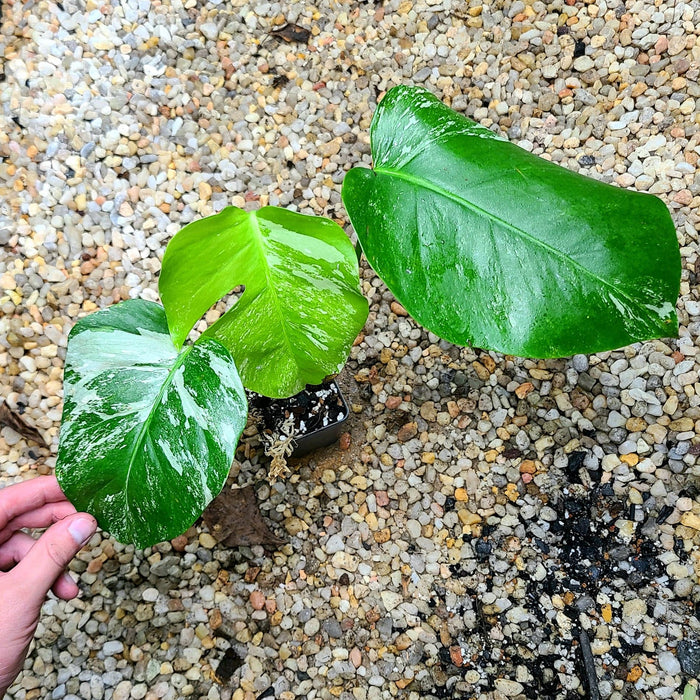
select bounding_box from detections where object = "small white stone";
[657,651,681,675]
[103,641,124,656]
[646,135,666,152]
[200,22,219,40]
[381,591,403,611]
[494,679,525,696]
[573,56,594,72]
[142,588,159,602]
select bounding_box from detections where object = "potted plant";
[56,85,680,549]
[56,206,368,548]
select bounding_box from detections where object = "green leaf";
[56,299,247,548]
[159,206,368,398]
[342,85,681,358]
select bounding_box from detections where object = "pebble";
[623,599,648,625]
[657,651,681,675]
[250,591,266,610]
[381,591,404,612]
[102,641,123,656]
[573,56,594,72]
[678,641,700,675]
[494,679,525,696]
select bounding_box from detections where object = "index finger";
[0,476,71,530]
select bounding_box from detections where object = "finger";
[0,501,77,545]
[0,533,80,599]
[0,531,35,570]
[0,476,70,530]
[52,571,80,600]
[10,513,96,610]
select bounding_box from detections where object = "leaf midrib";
[123,344,193,528]
[373,165,646,315]
[244,213,302,372]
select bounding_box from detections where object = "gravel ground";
[1,0,699,699]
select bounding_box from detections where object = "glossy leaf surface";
[56,299,247,548]
[342,85,681,357]
[159,206,368,398]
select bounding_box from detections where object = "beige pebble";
[199,533,216,549]
[680,512,700,530]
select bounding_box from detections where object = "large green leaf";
[159,206,368,398]
[342,85,681,357]
[56,299,247,548]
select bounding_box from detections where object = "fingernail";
[68,516,96,546]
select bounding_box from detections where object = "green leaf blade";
[159,206,368,398]
[342,85,681,358]
[56,299,247,548]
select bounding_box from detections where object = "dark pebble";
[413,385,431,402]
[578,373,596,392]
[677,639,700,675]
[322,619,343,639]
[475,539,492,560]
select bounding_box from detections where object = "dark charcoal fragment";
[674,536,690,561]
[577,630,601,700]
[566,451,587,483]
[656,504,674,524]
[678,639,700,675]
[474,539,492,560]
[269,23,311,44]
[574,39,586,57]
[271,72,290,88]
[214,647,244,684]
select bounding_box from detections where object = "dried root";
[261,413,296,481]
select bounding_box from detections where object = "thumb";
[12,513,96,610]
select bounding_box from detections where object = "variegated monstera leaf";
[56,299,248,548]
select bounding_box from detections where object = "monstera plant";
[56,207,368,547]
[56,85,680,549]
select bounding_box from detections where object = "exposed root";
[261,413,296,481]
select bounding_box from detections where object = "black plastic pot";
[248,379,349,457]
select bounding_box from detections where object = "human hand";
[0,476,96,697]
